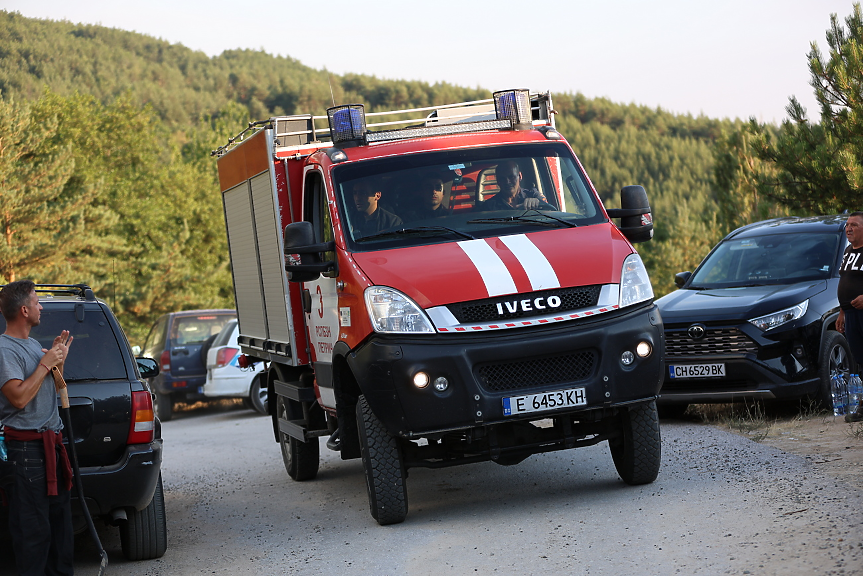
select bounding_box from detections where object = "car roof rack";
[34,284,97,301]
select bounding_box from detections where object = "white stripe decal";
[500,235,560,290]
[457,239,517,296]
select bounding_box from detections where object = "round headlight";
[621,351,635,366]
[413,372,430,388]
[433,377,449,392]
[636,341,652,358]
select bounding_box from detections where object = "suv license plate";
[668,363,726,379]
[503,387,587,416]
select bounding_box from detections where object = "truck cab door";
[301,169,339,409]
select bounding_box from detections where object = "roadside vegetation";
[0,4,861,342]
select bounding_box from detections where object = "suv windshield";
[689,232,840,288]
[170,314,234,345]
[334,143,604,251]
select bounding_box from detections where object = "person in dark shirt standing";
[350,180,402,238]
[837,212,863,422]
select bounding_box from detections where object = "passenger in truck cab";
[350,180,403,238]
[402,176,451,221]
[481,160,551,211]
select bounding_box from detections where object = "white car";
[203,320,267,414]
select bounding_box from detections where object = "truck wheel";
[249,375,268,415]
[277,395,319,481]
[356,395,408,525]
[609,400,661,485]
[155,391,173,422]
[120,474,168,560]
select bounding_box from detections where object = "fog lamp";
[433,377,449,392]
[413,372,430,388]
[636,341,652,358]
[621,351,635,366]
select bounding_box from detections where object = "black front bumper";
[346,303,664,437]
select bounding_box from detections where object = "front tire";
[817,330,851,408]
[120,474,168,560]
[357,395,408,525]
[277,395,319,481]
[609,400,661,485]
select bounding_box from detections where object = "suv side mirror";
[606,185,654,244]
[283,221,337,283]
[136,357,159,379]
[674,271,692,288]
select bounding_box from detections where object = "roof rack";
[213,91,555,157]
[35,284,97,301]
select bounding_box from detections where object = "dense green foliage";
[0,10,751,340]
[714,3,862,216]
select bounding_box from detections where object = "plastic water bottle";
[0,433,6,462]
[849,373,863,414]
[832,373,848,416]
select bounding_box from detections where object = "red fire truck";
[214,90,663,525]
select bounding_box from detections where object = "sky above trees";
[4,0,852,123]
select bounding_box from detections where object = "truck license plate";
[668,363,726,379]
[503,387,587,416]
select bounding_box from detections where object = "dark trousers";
[7,439,74,576]
[846,308,863,372]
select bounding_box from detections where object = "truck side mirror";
[283,221,337,283]
[606,185,654,244]
[674,271,692,288]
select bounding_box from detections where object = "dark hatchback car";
[142,309,235,421]
[0,284,166,560]
[656,215,850,413]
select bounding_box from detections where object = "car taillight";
[160,349,170,372]
[215,347,239,368]
[128,390,155,444]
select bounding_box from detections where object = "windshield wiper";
[356,226,476,242]
[468,210,578,228]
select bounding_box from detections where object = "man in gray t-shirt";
[0,280,74,576]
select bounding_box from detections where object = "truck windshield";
[333,143,604,251]
[689,232,840,288]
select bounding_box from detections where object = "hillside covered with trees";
[2,8,829,341]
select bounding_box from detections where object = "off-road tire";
[609,400,661,485]
[357,395,408,525]
[817,330,852,409]
[155,391,173,422]
[277,395,319,481]
[120,474,168,560]
[249,375,268,416]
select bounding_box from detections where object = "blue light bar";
[327,105,366,145]
[493,89,532,130]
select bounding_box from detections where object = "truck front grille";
[448,285,601,324]
[665,328,757,357]
[476,351,596,392]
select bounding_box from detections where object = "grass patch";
[688,401,772,442]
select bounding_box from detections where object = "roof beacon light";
[493,89,532,130]
[327,104,366,146]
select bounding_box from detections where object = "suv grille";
[448,286,601,324]
[476,351,596,392]
[665,328,757,357]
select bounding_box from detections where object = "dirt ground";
[690,403,863,491]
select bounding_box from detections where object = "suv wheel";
[155,391,174,422]
[120,474,167,560]
[609,400,661,485]
[817,330,852,408]
[357,395,408,525]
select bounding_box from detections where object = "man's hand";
[522,198,541,210]
[838,309,846,333]
[41,330,73,370]
[852,295,863,310]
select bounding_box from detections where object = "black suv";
[142,309,236,421]
[656,215,850,414]
[0,284,166,560]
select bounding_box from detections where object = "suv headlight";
[748,300,809,331]
[619,254,654,307]
[365,287,435,333]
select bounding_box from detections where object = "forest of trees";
[1,6,858,342]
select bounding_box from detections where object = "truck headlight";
[619,254,654,308]
[748,300,808,331]
[365,287,435,333]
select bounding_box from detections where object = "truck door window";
[304,171,336,272]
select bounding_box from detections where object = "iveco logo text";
[496,296,562,315]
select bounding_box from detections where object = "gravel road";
[3,403,862,575]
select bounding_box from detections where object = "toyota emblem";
[687,324,706,340]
